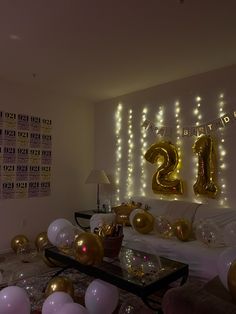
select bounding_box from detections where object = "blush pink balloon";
[57,302,89,314]
[85,279,119,314]
[42,291,73,314]
[0,285,31,314]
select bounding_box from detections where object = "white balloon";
[85,279,119,314]
[47,218,72,245]
[42,291,73,314]
[57,302,89,314]
[217,247,236,289]
[223,222,236,247]
[0,286,31,314]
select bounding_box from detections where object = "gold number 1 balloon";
[193,135,219,198]
[144,141,183,195]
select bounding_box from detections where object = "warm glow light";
[140,107,148,196]
[196,96,201,102]
[115,103,123,203]
[174,100,182,200]
[126,109,134,199]
[192,96,203,187]
[218,93,228,207]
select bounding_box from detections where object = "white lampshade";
[85,170,110,184]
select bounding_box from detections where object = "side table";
[74,210,95,230]
[74,210,114,230]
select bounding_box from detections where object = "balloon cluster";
[130,209,192,242]
[43,276,119,313]
[47,218,104,266]
[0,277,119,314]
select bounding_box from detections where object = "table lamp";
[85,169,110,212]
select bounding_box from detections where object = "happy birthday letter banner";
[142,110,236,137]
[0,111,52,199]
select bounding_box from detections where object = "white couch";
[90,197,236,283]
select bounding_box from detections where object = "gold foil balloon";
[173,219,191,241]
[228,260,236,301]
[74,232,104,265]
[193,135,219,198]
[132,211,154,234]
[144,141,183,195]
[35,232,50,252]
[11,234,29,253]
[45,276,74,298]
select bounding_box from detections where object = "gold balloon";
[11,234,29,253]
[35,232,50,252]
[228,260,236,301]
[144,141,183,195]
[132,211,154,234]
[173,219,191,241]
[45,276,74,298]
[74,232,104,265]
[193,135,219,198]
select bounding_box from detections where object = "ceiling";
[0,0,236,102]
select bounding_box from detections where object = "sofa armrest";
[162,277,236,314]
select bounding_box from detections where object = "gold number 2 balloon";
[193,134,219,198]
[144,141,183,195]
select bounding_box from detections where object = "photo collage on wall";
[0,111,52,199]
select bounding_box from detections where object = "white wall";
[94,65,236,209]
[0,79,94,252]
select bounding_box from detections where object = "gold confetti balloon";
[11,234,29,253]
[132,211,154,234]
[74,232,104,265]
[45,276,74,298]
[35,232,50,252]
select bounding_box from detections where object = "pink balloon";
[57,302,89,314]
[47,218,72,245]
[42,291,73,314]
[0,286,30,314]
[85,279,119,314]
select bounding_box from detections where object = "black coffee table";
[45,246,188,313]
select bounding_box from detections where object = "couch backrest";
[132,196,201,223]
[194,205,236,229]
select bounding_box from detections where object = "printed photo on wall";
[0,110,52,199]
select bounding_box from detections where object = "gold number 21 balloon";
[193,134,219,198]
[144,141,183,195]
